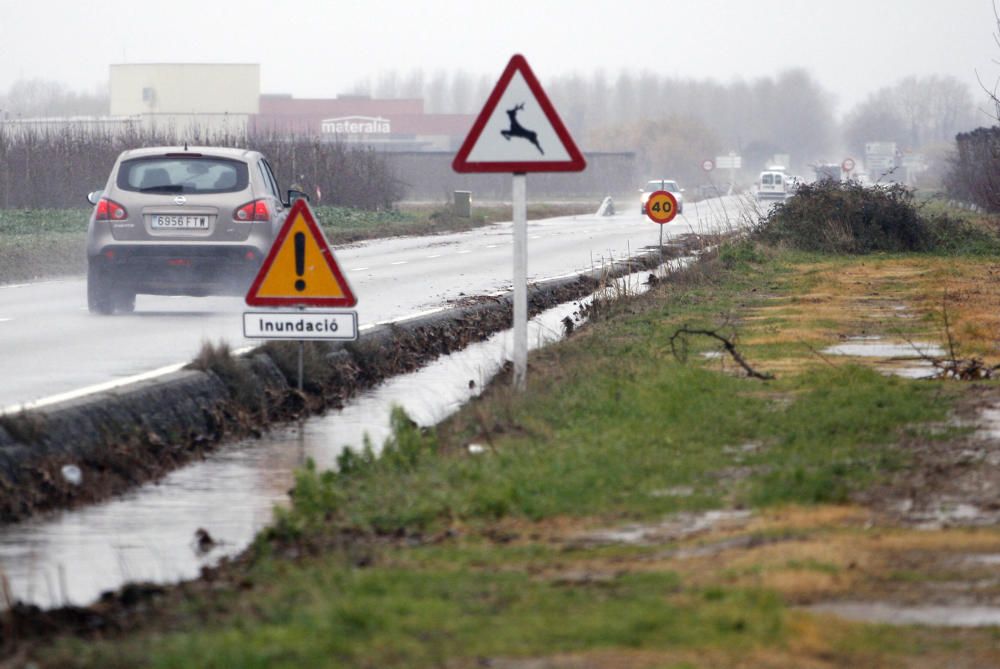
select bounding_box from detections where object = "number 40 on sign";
[645,190,678,224]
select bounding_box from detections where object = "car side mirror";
[87,190,103,205]
[287,189,310,206]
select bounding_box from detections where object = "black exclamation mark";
[294,232,306,292]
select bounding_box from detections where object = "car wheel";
[113,287,136,314]
[87,261,114,315]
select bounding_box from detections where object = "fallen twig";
[670,326,774,380]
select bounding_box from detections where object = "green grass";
[0,208,89,282]
[258,249,950,540]
[46,554,788,669]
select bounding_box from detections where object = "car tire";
[87,261,114,315]
[113,288,136,314]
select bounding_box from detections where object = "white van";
[756,170,787,201]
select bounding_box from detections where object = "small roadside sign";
[842,157,856,172]
[715,154,742,169]
[702,158,715,172]
[243,311,358,340]
[452,54,586,173]
[646,190,678,224]
[245,199,356,307]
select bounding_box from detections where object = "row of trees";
[352,68,977,182]
[0,125,401,209]
[0,79,108,119]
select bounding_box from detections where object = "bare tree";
[976,0,1000,120]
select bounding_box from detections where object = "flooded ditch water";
[0,270,657,609]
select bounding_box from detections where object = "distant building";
[110,63,260,135]
[2,63,475,149]
[251,94,474,151]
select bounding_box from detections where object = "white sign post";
[453,54,586,391]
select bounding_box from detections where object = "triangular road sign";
[245,199,357,307]
[453,54,586,173]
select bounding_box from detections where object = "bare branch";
[670,326,774,380]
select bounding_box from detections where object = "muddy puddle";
[823,337,945,379]
[806,601,1000,627]
[0,271,659,609]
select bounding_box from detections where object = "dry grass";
[741,257,1000,374]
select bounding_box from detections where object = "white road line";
[456,250,471,255]
[426,254,442,259]
[1,344,258,416]
[486,244,498,248]
[390,261,408,265]
[351,267,369,271]
[530,235,541,240]
[0,284,29,290]
[1,362,188,415]
[0,318,10,323]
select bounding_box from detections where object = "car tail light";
[95,198,128,221]
[235,199,270,222]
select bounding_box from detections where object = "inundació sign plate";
[243,311,358,341]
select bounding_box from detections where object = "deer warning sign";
[452,54,586,173]
[245,199,357,307]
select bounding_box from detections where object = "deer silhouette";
[500,103,544,155]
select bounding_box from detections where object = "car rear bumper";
[90,244,263,296]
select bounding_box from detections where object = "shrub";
[757,180,928,254]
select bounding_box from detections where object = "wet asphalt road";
[0,195,751,410]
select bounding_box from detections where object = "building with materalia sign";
[250,94,474,151]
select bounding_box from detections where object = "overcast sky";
[1,0,996,117]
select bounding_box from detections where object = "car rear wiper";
[139,184,184,193]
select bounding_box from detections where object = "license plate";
[151,215,209,229]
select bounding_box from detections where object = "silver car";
[639,179,684,215]
[86,146,303,314]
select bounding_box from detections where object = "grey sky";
[1,0,996,116]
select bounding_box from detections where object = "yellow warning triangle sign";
[245,199,357,307]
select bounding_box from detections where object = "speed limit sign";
[702,158,715,172]
[842,157,856,172]
[646,190,678,224]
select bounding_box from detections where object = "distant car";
[755,170,787,202]
[640,179,684,216]
[85,146,307,314]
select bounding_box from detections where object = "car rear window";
[117,156,249,194]
[646,181,678,193]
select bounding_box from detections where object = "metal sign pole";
[659,224,664,267]
[297,340,304,393]
[512,172,528,391]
